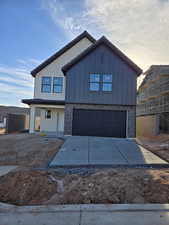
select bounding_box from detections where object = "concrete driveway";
[0,166,17,176]
[50,136,167,167]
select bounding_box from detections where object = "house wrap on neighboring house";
[22,31,142,138]
[137,65,169,136]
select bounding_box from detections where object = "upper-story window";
[41,77,63,93]
[41,77,51,93]
[53,77,63,93]
[102,74,112,91]
[89,74,112,92]
[89,74,100,91]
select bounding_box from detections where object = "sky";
[0,0,169,107]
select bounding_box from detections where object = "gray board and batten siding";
[65,44,138,106]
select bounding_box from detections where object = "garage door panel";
[72,109,126,138]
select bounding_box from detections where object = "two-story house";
[22,31,142,138]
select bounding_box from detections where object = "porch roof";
[22,99,65,105]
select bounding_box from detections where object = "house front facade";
[23,31,142,138]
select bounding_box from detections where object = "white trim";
[30,104,64,109]
[126,110,128,138]
[29,106,36,133]
[56,111,59,133]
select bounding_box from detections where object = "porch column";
[29,105,35,133]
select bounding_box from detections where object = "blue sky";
[0,0,169,107]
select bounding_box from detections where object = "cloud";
[17,59,28,65]
[0,65,30,79]
[85,0,169,69]
[0,76,33,88]
[0,59,38,106]
[29,58,42,65]
[17,58,43,68]
[43,0,169,75]
[41,0,90,38]
[0,82,32,96]
[0,79,33,107]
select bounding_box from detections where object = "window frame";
[53,77,63,93]
[45,110,51,119]
[89,74,112,92]
[41,77,51,93]
[102,74,112,92]
[89,74,101,91]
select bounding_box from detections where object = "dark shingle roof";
[22,99,65,105]
[31,31,96,77]
[62,36,142,76]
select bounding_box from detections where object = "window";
[89,74,112,92]
[89,74,100,91]
[45,110,51,119]
[41,77,51,93]
[102,74,112,91]
[53,77,63,93]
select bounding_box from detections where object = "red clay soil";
[1,168,169,205]
[0,170,57,205]
[0,134,63,167]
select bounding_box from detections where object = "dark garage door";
[72,109,126,138]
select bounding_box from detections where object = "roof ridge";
[62,35,142,76]
[31,31,96,76]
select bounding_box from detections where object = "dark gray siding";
[65,44,137,105]
[6,114,26,133]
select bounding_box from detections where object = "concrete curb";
[137,142,169,164]
[1,203,169,213]
[49,164,169,169]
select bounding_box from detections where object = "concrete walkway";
[0,166,17,176]
[50,136,167,167]
[1,203,169,225]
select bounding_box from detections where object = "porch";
[22,99,65,135]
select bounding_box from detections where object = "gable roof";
[62,36,142,76]
[31,31,96,77]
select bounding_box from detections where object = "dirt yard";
[0,133,63,167]
[1,133,169,205]
[137,134,169,162]
[0,168,169,205]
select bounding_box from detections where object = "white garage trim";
[126,110,128,138]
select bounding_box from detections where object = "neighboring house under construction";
[137,65,169,136]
